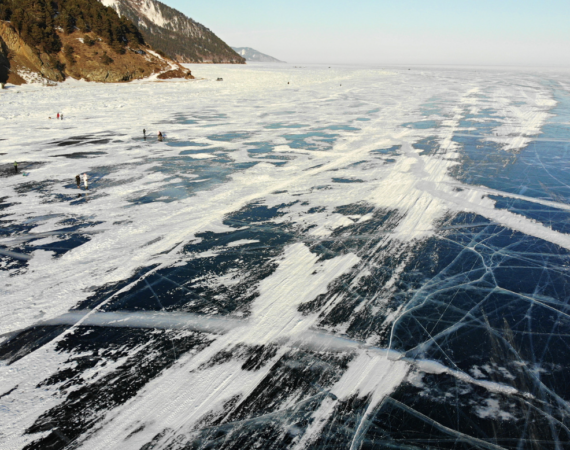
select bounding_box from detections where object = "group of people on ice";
[143,129,164,141]
[12,124,165,191]
[75,173,89,190]
[68,128,166,192]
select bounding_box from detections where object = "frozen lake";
[1,63,570,449]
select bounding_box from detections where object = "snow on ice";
[1,64,570,449]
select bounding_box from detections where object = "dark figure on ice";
[143,129,146,140]
[61,113,64,120]
[14,161,18,173]
[75,174,81,188]
[158,131,163,141]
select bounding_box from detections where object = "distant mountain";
[101,0,245,64]
[231,47,285,63]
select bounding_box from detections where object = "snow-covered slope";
[100,0,244,63]
[231,47,285,63]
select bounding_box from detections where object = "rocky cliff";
[0,20,193,84]
[101,0,245,64]
[0,20,64,84]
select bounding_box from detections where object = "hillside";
[231,47,285,63]
[0,0,193,84]
[101,0,245,64]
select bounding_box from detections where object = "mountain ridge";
[231,47,285,63]
[101,0,245,64]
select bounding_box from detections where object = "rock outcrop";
[156,67,194,80]
[0,21,64,84]
[0,39,9,84]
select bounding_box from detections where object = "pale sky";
[165,0,570,66]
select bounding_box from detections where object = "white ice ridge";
[32,308,525,398]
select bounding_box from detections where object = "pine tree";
[63,44,75,64]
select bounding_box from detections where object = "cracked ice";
[1,64,570,449]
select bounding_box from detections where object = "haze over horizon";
[166,0,569,67]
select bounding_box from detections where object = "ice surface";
[1,64,570,449]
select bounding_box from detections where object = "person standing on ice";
[158,131,163,141]
[83,173,88,190]
[57,112,60,120]
[13,161,18,173]
[143,129,146,139]
[75,174,81,188]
